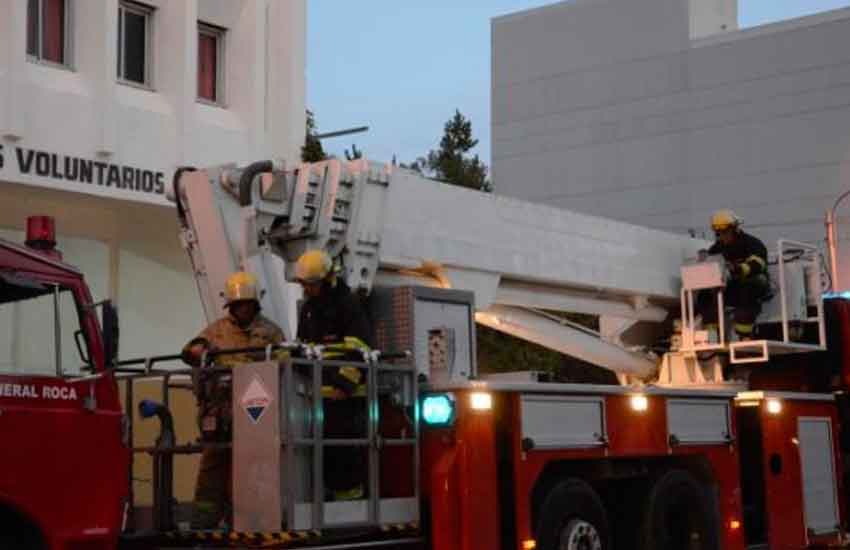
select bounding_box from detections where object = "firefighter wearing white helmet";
[294,249,373,501]
[698,210,770,340]
[181,271,285,529]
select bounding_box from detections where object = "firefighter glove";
[732,263,751,278]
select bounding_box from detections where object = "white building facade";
[492,0,850,288]
[0,0,306,359]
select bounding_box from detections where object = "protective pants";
[323,397,368,499]
[698,274,770,337]
[191,425,232,529]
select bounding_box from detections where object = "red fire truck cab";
[0,217,128,550]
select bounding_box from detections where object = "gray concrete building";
[492,0,850,287]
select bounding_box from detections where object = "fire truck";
[2,158,850,550]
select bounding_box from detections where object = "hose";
[172,166,196,226]
[238,160,274,207]
[138,399,176,531]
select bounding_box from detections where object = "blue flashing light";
[422,394,455,426]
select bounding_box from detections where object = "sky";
[307,0,850,169]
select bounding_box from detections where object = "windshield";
[0,272,90,377]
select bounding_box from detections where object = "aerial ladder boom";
[171,159,705,379]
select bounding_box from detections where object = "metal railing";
[676,240,826,364]
[281,354,418,531]
[776,239,826,348]
[680,282,727,353]
[115,344,417,534]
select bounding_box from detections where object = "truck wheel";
[0,531,44,550]
[639,469,720,550]
[0,511,45,550]
[536,479,610,550]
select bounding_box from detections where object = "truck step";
[120,523,422,549]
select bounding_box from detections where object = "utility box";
[370,286,476,383]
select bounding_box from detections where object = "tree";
[476,312,611,382]
[409,110,490,191]
[302,109,327,162]
[476,325,563,375]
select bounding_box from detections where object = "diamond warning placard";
[240,376,272,424]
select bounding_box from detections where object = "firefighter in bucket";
[294,250,373,501]
[698,209,770,341]
[182,271,285,528]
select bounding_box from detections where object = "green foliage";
[430,110,488,191]
[476,325,563,374]
[302,110,327,162]
[404,110,490,191]
[476,312,616,385]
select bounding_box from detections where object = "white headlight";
[766,398,782,415]
[470,392,492,411]
[630,395,649,412]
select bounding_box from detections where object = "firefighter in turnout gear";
[698,209,770,340]
[181,271,285,529]
[294,250,373,501]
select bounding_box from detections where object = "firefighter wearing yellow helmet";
[711,209,741,233]
[294,249,335,285]
[294,249,373,501]
[181,271,285,529]
[698,210,770,340]
[293,251,371,350]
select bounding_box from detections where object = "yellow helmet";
[294,250,334,284]
[223,271,259,305]
[710,209,741,232]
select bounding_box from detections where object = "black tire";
[0,530,44,550]
[0,508,45,550]
[638,470,720,550]
[536,478,611,550]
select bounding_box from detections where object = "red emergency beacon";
[24,215,62,260]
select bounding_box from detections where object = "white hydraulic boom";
[171,159,705,380]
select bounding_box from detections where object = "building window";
[117,1,153,87]
[198,23,225,105]
[26,0,72,67]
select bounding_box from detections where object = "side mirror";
[102,300,119,368]
[74,329,92,370]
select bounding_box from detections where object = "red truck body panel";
[755,399,845,549]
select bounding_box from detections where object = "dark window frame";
[197,22,226,106]
[0,275,90,378]
[26,0,74,69]
[117,0,154,89]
